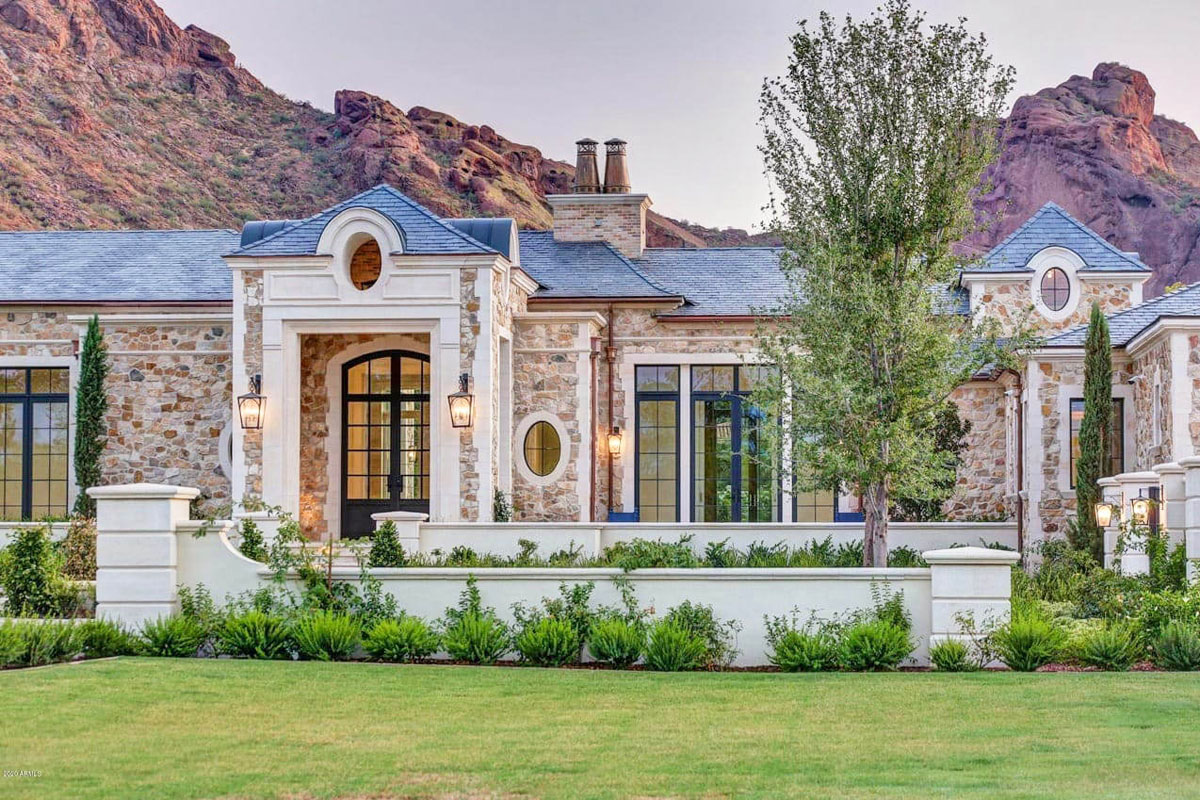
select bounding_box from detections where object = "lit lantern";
[1132,496,1150,523]
[607,426,623,456]
[237,374,265,430]
[448,373,474,428]
[1093,502,1113,528]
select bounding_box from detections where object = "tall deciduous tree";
[72,315,108,517]
[1072,302,1113,561]
[756,0,1021,565]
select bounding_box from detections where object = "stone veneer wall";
[459,269,481,521]
[240,271,264,499]
[1131,338,1173,469]
[103,322,231,512]
[512,320,586,520]
[946,383,1012,520]
[550,196,648,260]
[975,280,1134,337]
[0,310,76,357]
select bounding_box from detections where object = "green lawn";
[3,659,1200,799]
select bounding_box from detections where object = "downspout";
[606,303,617,519]
[589,335,601,522]
[1006,367,1026,555]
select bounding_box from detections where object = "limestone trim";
[1029,247,1085,322]
[546,193,652,208]
[315,207,405,257]
[66,313,233,325]
[1125,316,1200,356]
[515,411,572,487]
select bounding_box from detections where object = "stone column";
[371,510,429,555]
[90,483,200,629]
[1098,476,1121,570]
[1181,456,1200,582]
[923,546,1021,654]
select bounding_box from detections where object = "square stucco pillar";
[371,510,428,554]
[923,547,1020,652]
[1181,456,1200,582]
[90,483,200,629]
[1153,462,1187,549]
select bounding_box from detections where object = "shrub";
[603,536,700,569]
[839,620,913,671]
[0,524,77,616]
[0,621,24,666]
[177,584,225,639]
[664,601,740,669]
[6,621,82,667]
[443,613,511,664]
[767,627,839,672]
[238,519,268,562]
[1077,622,1141,671]
[218,611,293,659]
[364,617,440,663]
[368,521,406,568]
[61,517,97,580]
[140,615,207,658]
[1153,622,1200,671]
[293,611,361,661]
[992,614,1066,672]
[587,618,644,668]
[78,619,138,658]
[930,639,978,672]
[512,582,598,662]
[515,617,580,667]
[493,488,513,522]
[644,619,707,672]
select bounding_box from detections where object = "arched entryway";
[341,350,431,538]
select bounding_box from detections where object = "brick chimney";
[550,138,650,259]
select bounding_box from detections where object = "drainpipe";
[1004,368,1026,555]
[606,303,617,519]
[589,335,601,522]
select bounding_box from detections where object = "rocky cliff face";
[965,63,1200,294]
[0,0,744,245]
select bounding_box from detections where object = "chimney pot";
[573,138,601,193]
[603,138,630,194]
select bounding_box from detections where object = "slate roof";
[444,218,517,261]
[1046,281,1200,347]
[516,231,679,300]
[633,247,788,316]
[232,184,497,257]
[965,202,1151,273]
[0,229,237,302]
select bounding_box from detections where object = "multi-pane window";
[1069,397,1124,488]
[0,368,70,521]
[635,366,679,522]
[692,365,778,522]
[344,353,430,503]
[793,489,835,523]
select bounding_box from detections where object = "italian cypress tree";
[1072,302,1112,561]
[72,315,109,518]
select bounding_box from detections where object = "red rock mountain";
[0,2,1197,282]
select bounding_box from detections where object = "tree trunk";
[863,482,889,567]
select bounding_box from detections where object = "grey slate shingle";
[966,202,1151,273]
[1046,281,1200,347]
[633,247,788,316]
[0,229,238,302]
[233,184,496,257]
[517,231,678,300]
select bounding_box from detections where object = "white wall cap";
[1114,471,1161,484]
[1153,462,1185,475]
[1177,456,1200,469]
[922,547,1021,566]
[371,510,430,523]
[1097,477,1120,487]
[88,483,201,500]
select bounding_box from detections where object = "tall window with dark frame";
[0,368,70,521]
[691,365,778,522]
[1069,397,1124,488]
[634,366,679,522]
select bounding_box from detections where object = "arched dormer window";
[1028,247,1084,322]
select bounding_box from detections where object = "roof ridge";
[1044,204,1148,271]
[231,189,369,254]
[377,185,494,254]
[973,203,1055,266]
[599,241,679,297]
[0,228,238,235]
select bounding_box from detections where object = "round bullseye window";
[523,421,561,477]
[350,239,382,290]
[1040,267,1070,312]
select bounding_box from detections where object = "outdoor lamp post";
[237,374,264,430]
[1093,502,1113,528]
[448,373,474,428]
[607,426,623,456]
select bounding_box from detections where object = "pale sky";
[158,0,1200,232]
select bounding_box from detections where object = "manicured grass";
[3,659,1200,799]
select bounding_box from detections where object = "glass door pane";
[693,398,734,521]
[0,401,22,521]
[740,402,777,522]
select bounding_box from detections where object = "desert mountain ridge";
[0,0,1198,292]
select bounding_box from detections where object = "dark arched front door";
[342,350,430,538]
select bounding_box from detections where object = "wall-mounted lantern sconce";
[448,373,475,428]
[1093,502,1113,528]
[607,426,623,456]
[1131,495,1151,524]
[237,374,265,430]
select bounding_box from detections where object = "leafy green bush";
[238,518,268,562]
[140,616,207,658]
[512,582,599,662]
[0,524,78,616]
[766,626,839,672]
[515,617,580,667]
[368,521,406,568]
[364,617,440,663]
[604,536,700,569]
[443,612,511,664]
[1077,621,1141,671]
[663,601,740,669]
[1153,622,1200,671]
[293,611,361,661]
[5,621,82,667]
[218,611,293,659]
[587,618,644,668]
[78,619,138,658]
[992,614,1066,672]
[0,621,24,666]
[838,620,912,671]
[61,517,97,580]
[930,639,978,672]
[644,619,707,672]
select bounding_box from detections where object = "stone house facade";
[1,144,1198,546]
